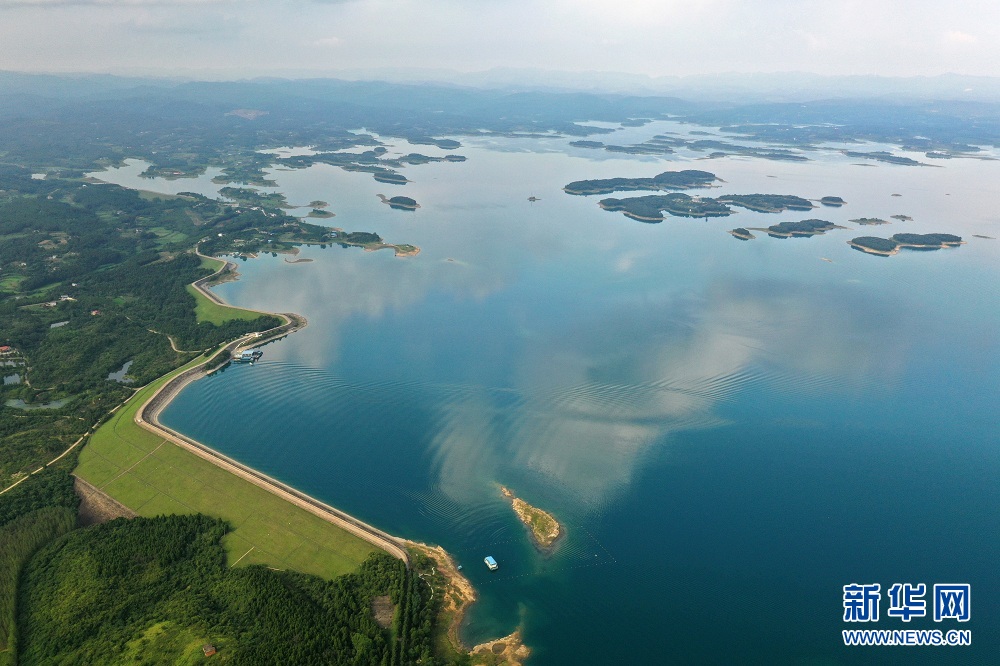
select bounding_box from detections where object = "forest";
[0,459,454,666]
[0,162,460,663]
[14,514,441,665]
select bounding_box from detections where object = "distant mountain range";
[4,68,1000,104]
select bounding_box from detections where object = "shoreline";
[132,247,500,657]
[406,541,532,665]
[139,254,410,564]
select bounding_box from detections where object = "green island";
[307,208,336,218]
[891,214,913,221]
[849,233,964,256]
[563,169,718,195]
[599,193,732,221]
[396,153,467,166]
[715,194,814,213]
[499,486,562,551]
[842,150,927,166]
[274,146,465,186]
[728,228,756,241]
[820,196,846,207]
[598,192,814,222]
[569,136,808,161]
[407,137,461,150]
[850,217,890,226]
[378,194,420,211]
[759,219,843,238]
[373,170,410,185]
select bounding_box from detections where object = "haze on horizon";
[1,0,998,83]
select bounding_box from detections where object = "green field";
[74,361,377,580]
[197,255,225,272]
[149,226,189,246]
[0,275,25,292]
[185,284,263,325]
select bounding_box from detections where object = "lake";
[98,121,1000,664]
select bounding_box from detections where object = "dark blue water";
[157,125,1000,664]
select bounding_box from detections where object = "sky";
[0,0,998,81]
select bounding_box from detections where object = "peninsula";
[715,194,815,213]
[500,486,562,550]
[848,233,964,256]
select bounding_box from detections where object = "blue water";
[150,123,999,664]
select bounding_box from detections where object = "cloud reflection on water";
[429,278,912,510]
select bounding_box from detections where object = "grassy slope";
[75,360,377,580]
[185,284,262,325]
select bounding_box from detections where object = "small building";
[202,643,217,657]
[484,556,498,571]
[0,346,11,354]
[233,349,263,363]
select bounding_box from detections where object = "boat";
[232,349,263,363]
[484,556,498,571]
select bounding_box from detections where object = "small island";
[307,208,335,218]
[500,486,561,551]
[564,169,719,196]
[728,228,756,240]
[820,196,846,207]
[849,233,964,256]
[850,217,889,226]
[372,171,410,185]
[762,219,843,238]
[843,150,926,166]
[891,214,913,221]
[378,194,420,210]
[408,136,461,150]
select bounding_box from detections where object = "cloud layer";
[0,0,997,78]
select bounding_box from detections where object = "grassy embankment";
[75,357,377,580]
[185,255,262,326]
